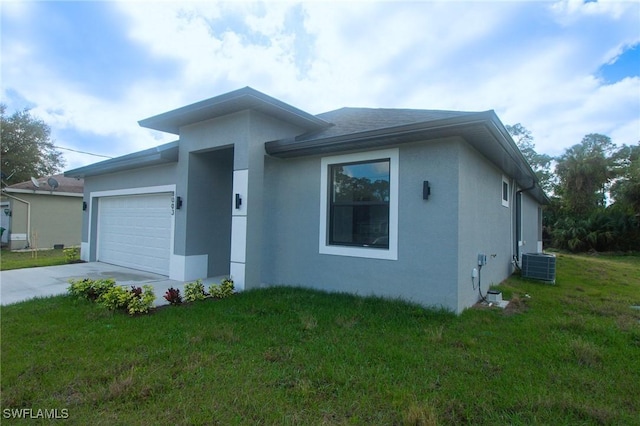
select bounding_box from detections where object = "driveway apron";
[0,262,182,306]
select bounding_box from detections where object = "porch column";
[230,169,248,290]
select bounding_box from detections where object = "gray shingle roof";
[303,107,477,141]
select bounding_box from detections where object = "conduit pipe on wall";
[0,191,31,248]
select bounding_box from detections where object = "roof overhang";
[266,111,549,204]
[138,87,331,135]
[2,188,83,197]
[64,141,179,179]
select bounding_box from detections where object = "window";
[320,149,398,260]
[502,176,509,207]
[329,159,390,248]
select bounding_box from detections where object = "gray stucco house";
[65,87,547,313]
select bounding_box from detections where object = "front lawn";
[1,253,639,424]
[0,248,69,271]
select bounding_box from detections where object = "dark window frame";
[328,158,391,249]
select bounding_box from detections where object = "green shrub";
[98,285,132,311]
[184,279,207,302]
[67,278,116,301]
[63,247,80,263]
[209,277,234,299]
[551,209,640,252]
[68,279,155,315]
[126,285,155,315]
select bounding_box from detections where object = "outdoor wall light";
[235,193,242,209]
[176,196,183,210]
[82,201,87,211]
[3,208,11,216]
[423,181,431,200]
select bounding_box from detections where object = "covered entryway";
[97,193,173,275]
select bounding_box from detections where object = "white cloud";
[2,0,638,171]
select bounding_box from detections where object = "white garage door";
[97,193,173,275]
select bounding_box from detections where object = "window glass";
[329,159,390,248]
[502,177,509,207]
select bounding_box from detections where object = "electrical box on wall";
[478,254,487,266]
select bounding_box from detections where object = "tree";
[609,143,640,213]
[506,123,553,193]
[554,133,617,217]
[0,104,65,186]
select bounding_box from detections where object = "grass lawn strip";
[0,248,69,270]
[1,253,639,424]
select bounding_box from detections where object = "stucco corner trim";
[80,242,90,262]
[230,262,246,291]
[170,254,208,281]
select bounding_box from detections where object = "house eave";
[2,188,83,197]
[64,141,179,179]
[266,111,550,205]
[138,87,331,135]
[265,113,492,157]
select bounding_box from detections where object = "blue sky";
[1,0,638,172]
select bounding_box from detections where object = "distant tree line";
[507,124,639,253]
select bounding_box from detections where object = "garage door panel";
[98,193,172,275]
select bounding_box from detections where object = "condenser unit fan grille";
[522,253,556,283]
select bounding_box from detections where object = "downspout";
[514,180,537,262]
[1,191,31,248]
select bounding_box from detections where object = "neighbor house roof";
[3,174,83,197]
[138,86,331,134]
[265,107,549,204]
[65,141,179,179]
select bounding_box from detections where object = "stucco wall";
[1,193,82,250]
[185,148,233,276]
[520,191,542,254]
[3,196,28,250]
[178,110,307,287]
[262,138,462,311]
[456,142,514,311]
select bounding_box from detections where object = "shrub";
[164,287,182,305]
[184,279,207,302]
[127,285,155,315]
[209,278,234,299]
[63,247,80,263]
[69,279,155,315]
[551,209,640,252]
[68,278,116,301]
[99,285,132,311]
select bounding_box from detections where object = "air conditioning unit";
[521,253,556,283]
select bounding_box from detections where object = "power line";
[55,146,113,159]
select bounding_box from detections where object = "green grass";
[1,254,639,425]
[0,248,68,270]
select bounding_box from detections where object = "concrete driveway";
[1,262,186,306]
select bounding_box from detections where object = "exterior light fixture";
[176,196,183,209]
[423,181,431,200]
[3,208,11,216]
